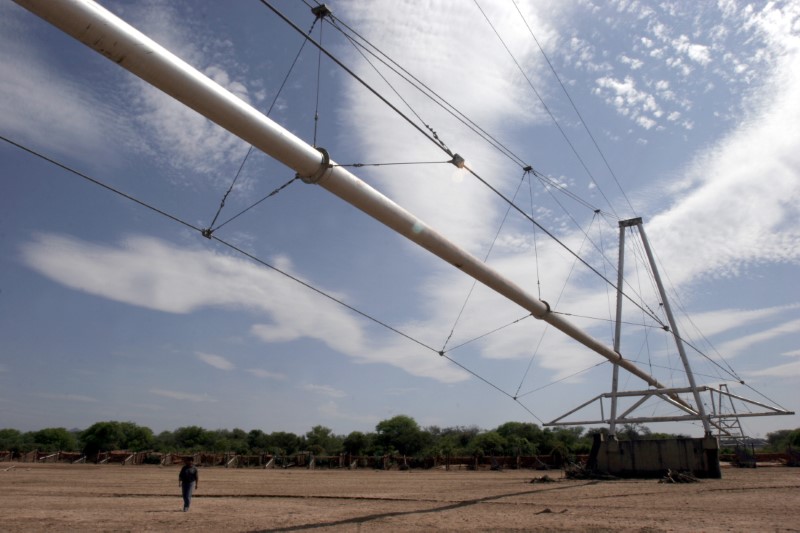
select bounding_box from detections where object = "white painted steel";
[609,224,626,437]
[547,384,791,427]
[15,0,669,390]
[635,223,712,433]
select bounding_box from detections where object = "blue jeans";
[181,483,195,510]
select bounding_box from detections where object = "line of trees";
[2,417,798,457]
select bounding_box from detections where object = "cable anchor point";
[311,4,333,19]
[450,154,466,169]
[201,228,213,239]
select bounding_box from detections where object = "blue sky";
[1,0,798,439]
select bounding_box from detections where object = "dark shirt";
[179,465,198,485]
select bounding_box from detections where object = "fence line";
[2,450,795,468]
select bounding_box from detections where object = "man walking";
[178,457,199,511]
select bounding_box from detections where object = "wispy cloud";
[120,1,257,172]
[566,2,793,132]
[303,384,347,399]
[0,4,121,165]
[594,75,663,128]
[35,393,98,403]
[2,0,259,186]
[150,389,216,402]
[246,368,287,380]
[338,1,565,253]
[680,40,711,66]
[195,351,235,370]
[644,57,800,284]
[383,387,419,396]
[317,401,377,424]
[20,233,468,383]
[126,403,165,412]
[677,304,800,340]
[746,359,800,379]
[715,318,800,359]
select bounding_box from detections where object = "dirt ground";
[1,463,798,532]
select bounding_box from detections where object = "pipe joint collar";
[535,300,551,319]
[299,147,331,184]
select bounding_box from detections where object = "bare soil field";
[1,463,798,532]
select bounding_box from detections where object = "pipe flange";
[299,147,331,184]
